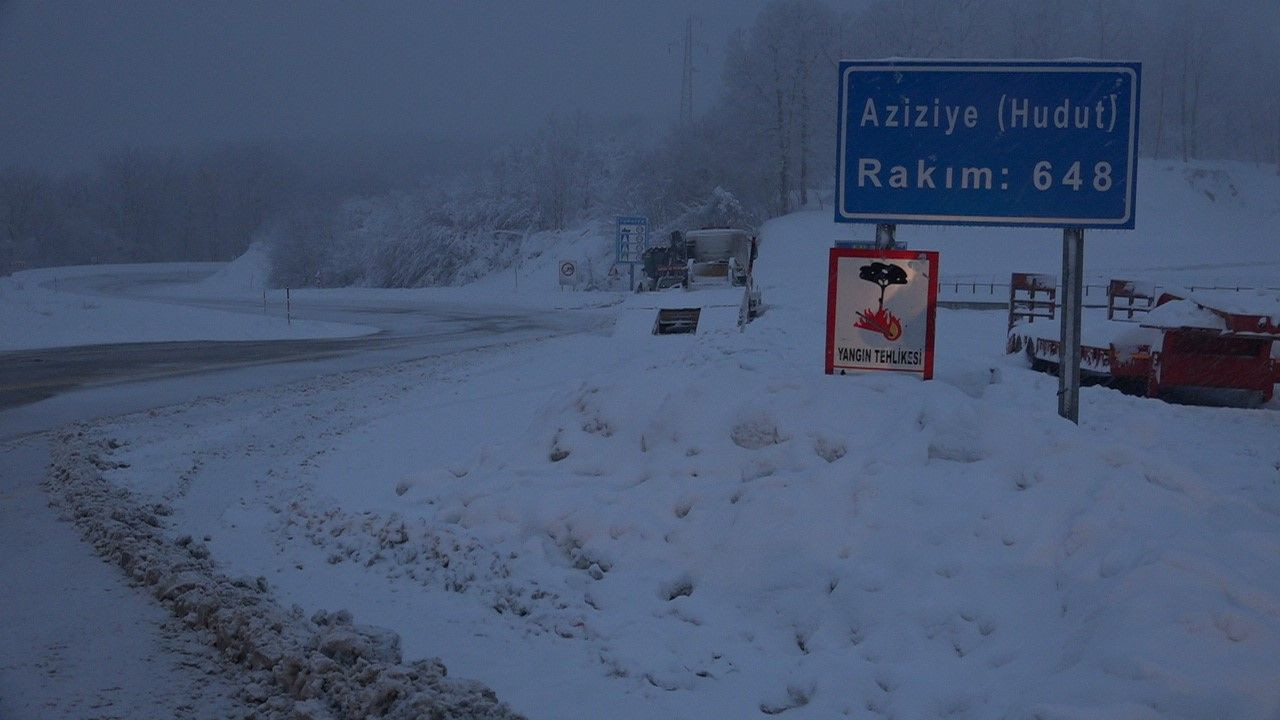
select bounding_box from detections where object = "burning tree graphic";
[854,262,907,341]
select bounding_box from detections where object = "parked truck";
[639,228,761,320]
[1007,273,1280,407]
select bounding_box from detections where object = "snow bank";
[345,320,1280,718]
[45,427,523,720]
[198,241,273,293]
[89,284,1276,718]
[826,159,1280,290]
[288,204,1277,717]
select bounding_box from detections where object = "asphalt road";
[0,338,362,409]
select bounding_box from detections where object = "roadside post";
[616,216,648,291]
[834,59,1140,423]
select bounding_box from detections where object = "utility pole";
[670,16,704,126]
[680,15,694,125]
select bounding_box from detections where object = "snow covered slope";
[0,263,373,351]
[464,159,1280,296]
[76,158,1280,719]
[869,159,1280,288]
[196,241,273,294]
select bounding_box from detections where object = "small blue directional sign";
[616,216,648,264]
[836,60,1140,228]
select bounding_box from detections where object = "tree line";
[0,136,484,274]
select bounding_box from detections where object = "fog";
[1,0,1276,282]
[0,0,766,172]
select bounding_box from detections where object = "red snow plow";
[1008,273,1280,407]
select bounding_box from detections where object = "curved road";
[0,264,610,718]
[0,266,610,436]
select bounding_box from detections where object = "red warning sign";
[825,248,939,379]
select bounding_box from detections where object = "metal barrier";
[942,280,1280,300]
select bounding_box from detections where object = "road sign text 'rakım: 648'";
[835,60,1140,228]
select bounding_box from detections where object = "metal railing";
[940,280,1280,298]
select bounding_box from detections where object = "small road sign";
[616,216,648,265]
[836,60,1140,229]
[559,260,578,288]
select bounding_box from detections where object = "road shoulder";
[0,436,252,719]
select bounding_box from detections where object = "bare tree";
[721,0,839,215]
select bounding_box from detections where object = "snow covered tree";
[721,0,841,215]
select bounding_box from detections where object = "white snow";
[0,437,254,719]
[0,262,375,351]
[1142,299,1230,332]
[1183,289,1280,325]
[923,160,1280,291]
[13,158,1280,719]
[33,430,520,719]
[196,241,273,294]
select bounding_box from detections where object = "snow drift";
[44,428,523,720]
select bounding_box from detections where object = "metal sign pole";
[874,223,896,250]
[1058,227,1084,423]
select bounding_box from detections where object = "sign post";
[616,216,648,291]
[874,223,896,250]
[1059,228,1085,422]
[835,59,1140,422]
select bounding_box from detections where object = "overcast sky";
[0,0,767,173]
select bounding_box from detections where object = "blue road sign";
[616,216,648,264]
[836,60,1140,228]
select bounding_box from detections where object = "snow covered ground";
[0,437,257,720]
[917,160,1280,290]
[5,159,1279,718]
[0,258,375,352]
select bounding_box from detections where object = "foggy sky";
[0,0,765,173]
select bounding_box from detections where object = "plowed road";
[0,267,605,438]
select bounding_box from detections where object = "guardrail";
[940,281,1280,298]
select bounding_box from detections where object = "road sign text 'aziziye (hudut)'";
[836,60,1140,228]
